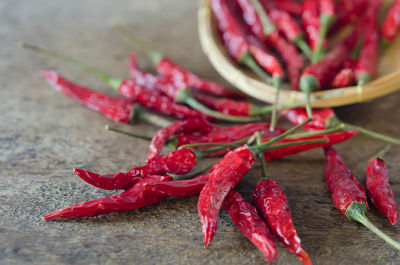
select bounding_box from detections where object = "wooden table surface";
[1,0,400,264]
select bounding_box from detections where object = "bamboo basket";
[197,0,400,108]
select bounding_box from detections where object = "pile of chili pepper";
[21,0,400,262]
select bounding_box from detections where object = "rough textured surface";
[1,0,400,264]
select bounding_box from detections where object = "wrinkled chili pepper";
[366,145,399,225]
[147,117,215,162]
[43,175,172,219]
[74,148,198,190]
[382,0,400,45]
[261,0,302,16]
[267,8,312,59]
[324,147,400,250]
[115,27,244,99]
[330,59,357,88]
[222,190,278,262]
[302,0,321,52]
[41,70,169,127]
[355,0,382,86]
[282,107,400,145]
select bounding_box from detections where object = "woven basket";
[197,0,400,107]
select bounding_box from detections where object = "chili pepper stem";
[342,123,400,146]
[131,105,171,127]
[20,42,123,91]
[300,74,319,119]
[105,125,152,141]
[249,0,275,35]
[293,37,313,60]
[346,202,400,250]
[374,144,392,160]
[269,77,282,131]
[256,132,269,179]
[176,89,261,122]
[312,15,336,63]
[114,25,163,65]
[240,54,272,83]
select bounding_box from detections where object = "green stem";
[304,90,313,119]
[105,125,152,141]
[269,77,282,131]
[132,105,171,127]
[113,25,163,65]
[20,42,122,90]
[375,144,392,160]
[249,0,276,35]
[312,15,335,63]
[256,132,268,179]
[176,89,261,123]
[343,123,400,146]
[263,138,328,150]
[286,126,343,139]
[240,54,271,83]
[247,118,312,156]
[346,202,400,250]
[294,37,313,60]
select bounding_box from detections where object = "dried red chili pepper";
[41,70,169,127]
[282,107,400,145]
[23,43,257,123]
[261,0,302,16]
[222,190,278,262]
[74,148,197,190]
[355,0,382,86]
[43,175,172,219]
[267,8,312,59]
[366,145,399,225]
[114,26,244,99]
[147,117,215,162]
[324,147,400,250]
[330,59,357,88]
[382,0,400,45]
[302,0,321,52]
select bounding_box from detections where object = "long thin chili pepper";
[282,108,400,145]
[312,0,336,63]
[324,147,400,250]
[74,148,198,190]
[222,190,278,262]
[381,0,400,46]
[197,118,311,247]
[261,0,303,16]
[267,8,312,59]
[302,0,322,53]
[43,175,172,219]
[366,145,399,225]
[41,70,169,127]
[147,117,215,162]
[355,0,382,87]
[211,0,276,85]
[114,27,245,99]
[22,43,258,123]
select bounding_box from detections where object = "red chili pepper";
[332,0,369,33]
[262,0,303,16]
[302,0,322,51]
[382,0,400,45]
[114,26,244,99]
[324,147,400,250]
[43,175,172,219]
[253,180,312,265]
[147,117,215,162]
[74,148,198,190]
[366,145,399,225]
[330,59,357,88]
[355,0,382,85]
[128,53,157,89]
[222,190,278,262]
[193,92,251,116]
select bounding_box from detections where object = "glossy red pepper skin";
[41,70,134,123]
[198,146,255,247]
[319,0,335,17]
[147,117,215,162]
[324,146,368,218]
[177,123,285,147]
[331,59,357,88]
[261,0,303,16]
[247,42,285,79]
[382,0,400,43]
[253,180,312,265]
[282,108,336,131]
[193,92,251,116]
[366,158,399,225]
[333,0,368,33]
[268,8,303,42]
[302,0,321,50]
[222,190,278,262]
[263,130,358,161]
[43,175,172,219]
[74,149,197,190]
[118,79,207,119]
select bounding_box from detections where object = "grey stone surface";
[1,0,400,264]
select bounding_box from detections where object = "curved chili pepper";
[324,147,400,250]
[74,148,197,190]
[302,0,321,51]
[128,53,157,89]
[261,0,303,16]
[355,0,382,86]
[223,190,278,262]
[147,117,215,162]
[382,0,400,45]
[366,145,399,225]
[43,175,172,219]
[253,180,312,265]
[198,146,256,247]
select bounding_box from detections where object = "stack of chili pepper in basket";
[21,0,400,263]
